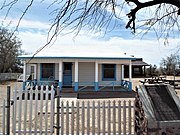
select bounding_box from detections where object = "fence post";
[56,86,61,135]
[6,86,11,135]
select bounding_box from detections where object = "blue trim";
[23,82,26,90]
[128,82,132,90]
[102,64,116,81]
[58,82,62,91]
[74,82,79,91]
[94,82,99,91]
[40,63,55,81]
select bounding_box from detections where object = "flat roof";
[18,44,136,60]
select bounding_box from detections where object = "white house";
[19,45,135,91]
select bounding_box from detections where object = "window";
[41,63,54,80]
[102,64,116,81]
[30,65,35,80]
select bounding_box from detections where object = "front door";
[63,62,72,86]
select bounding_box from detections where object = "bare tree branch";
[0,0,180,57]
[15,0,34,32]
[125,0,180,32]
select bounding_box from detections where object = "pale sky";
[0,0,179,66]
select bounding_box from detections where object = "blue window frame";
[40,63,55,80]
[102,64,116,81]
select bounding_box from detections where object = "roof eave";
[17,56,136,60]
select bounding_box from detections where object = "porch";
[21,57,134,91]
[21,83,136,99]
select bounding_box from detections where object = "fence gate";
[12,86,55,134]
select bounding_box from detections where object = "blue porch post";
[74,60,79,92]
[23,82,26,90]
[33,79,37,86]
[74,82,79,91]
[59,61,63,91]
[95,82,99,91]
[58,82,62,90]
[128,82,132,90]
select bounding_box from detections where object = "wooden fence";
[0,85,135,135]
[60,100,134,134]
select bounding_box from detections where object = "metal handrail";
[75,82,94,91]
[98,82,122,91]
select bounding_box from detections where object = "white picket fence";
[0,85,135,135]
[60,100,134,135]
[12,86,55,134]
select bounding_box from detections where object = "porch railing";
[77,81,132,91]
[98,81,123,91]
[23,80,132,91]
[78,82,95,91]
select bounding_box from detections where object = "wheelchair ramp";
[145,85,180,121]
[135,84,180,134]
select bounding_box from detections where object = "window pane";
[41,63,54,79]
[103,64,115,80]
[30,66,34,73]
[104,69,114,78]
